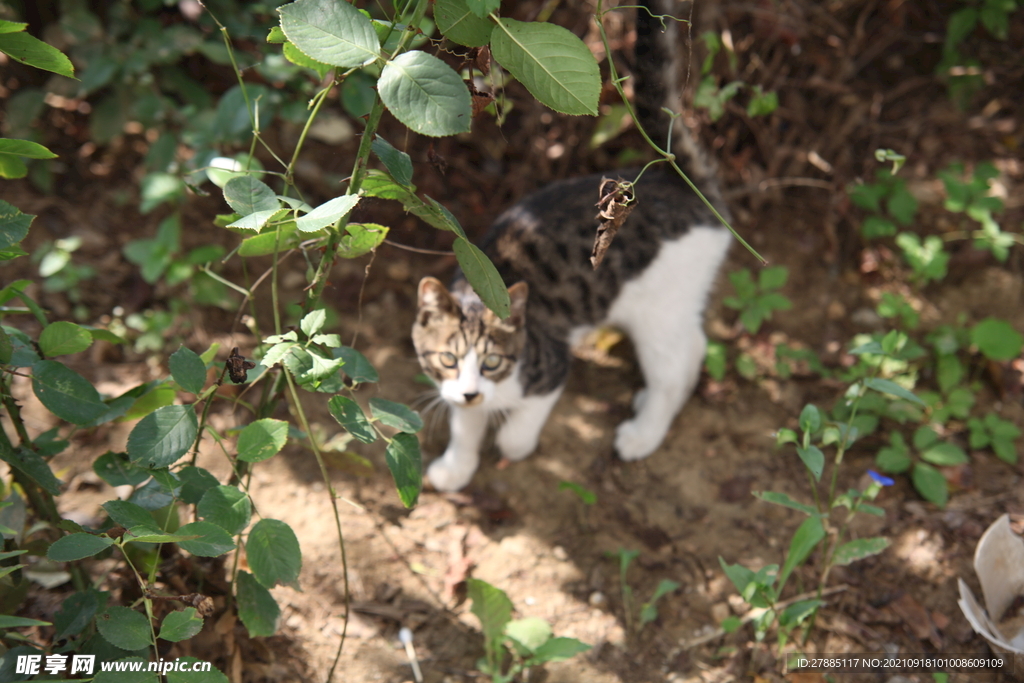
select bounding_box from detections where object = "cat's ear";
[417,277,459,325]
[507,281,529,328]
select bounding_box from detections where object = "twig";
[679,584,850,649]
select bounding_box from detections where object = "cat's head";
[412,277,528,408]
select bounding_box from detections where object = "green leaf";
[334,346,379,383]
[798,404,821,434]
[93,451,150,487]
[468,578,513,650]
[47,533,115,561]
[223,175,279,216]
[236,570,280,637]
[338,222,389,258]
[328,396,377,443]
[796,445,824,482]
[247,519,302,588]
[505,617,551,654]
[371,136,413,187]
[122,526,197,544]
[31,360,107,425]
[102,500,156,529]
[777,516,824,590]
[54,589,105,640]
[38,321,92,357]
[226,208,278,232]
[876,432,912,474]
[177,466,219,506]
[166,657,230,683]
[558,480,596,505]
[169,346,207,395]
[127,404,199,468]
[198,485,252,535]
[385,432,422,508]
[0,20,28,34]
[912,462,948,508]
[140,173,185,214]
[176,521,236,557]
[283,40,332,78]
[0,443,62,495]
[378,50,472,137]
[528,636,591,664]
[158,607,203,642]
[758,265,788,291]
[0,138,56,161]
[96,606,151,651]
[300,309,327,337]
[971,318,1023,361]
[0,615,51,628]
[453,236,510,319]
[779,599,825,628]
[920,441,968,466]
[0,31,75,78]
[0,201,32,253]
[435,0,494,47]
[718,557,756,596]
[236,418,289,463]
[278,0,379,68]
[464,0,501,18]
[753,491,818,516]
[296,194,360,232]
[369,397,423,432]
[863,377,924,405]
[832,537,890,566]
[491,18,599,116]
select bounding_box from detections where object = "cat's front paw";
[614,419,663,461]
[426,454,476,492]
[496,428,538,462]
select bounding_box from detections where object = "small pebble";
[589,591,607,607]
[553,546,569,561]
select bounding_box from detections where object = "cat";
[412,0,732,492]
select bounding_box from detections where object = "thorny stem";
[594,0,766,265]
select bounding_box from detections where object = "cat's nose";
[463,392,479,403]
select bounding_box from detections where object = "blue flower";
[868,470,894,487]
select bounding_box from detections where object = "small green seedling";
[467,579,590,683]
[723,266,792,334]
[609,548,680,634]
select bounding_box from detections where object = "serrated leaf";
[912,462,948,508]
[283,40,332,78]
[223,175,278,216]
[236,570,280,637]
[198,485,252,535]
[169,346,207,395]
[47,533,115,562]
[127,404,198,468]
[96,606,151,651]
[31,360,107,425]
[386,433,422,508]
[453,236,509,319]
[0,32,75,78]
[296,194,360,232]
[435,0,494,47]
[247,519,301,588]
[0,444,62,495]
[166,657,230,683]
[464,0,501,17]
[863,377,924,405]
[300,309,327,336]
[371,136,414,186]
[36,321,92,357]
[468,578,513,648]
[54,589,105,641]
[777,516,824,590]
[334,346,378,383]
[378,50,472,137]
[176,521,236,557]
[278,0,379,68]
[227,208,278,231]
[102,500,156,529]
[158,607,203,642]
[93,451,150,487]
[832,537,890,566]
[490,18,600,116]
[369,397,423,432]
[328,396,377,443]
[236,418,289,463]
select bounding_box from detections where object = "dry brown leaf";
[590,177,635,268]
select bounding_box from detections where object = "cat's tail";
[633,0,719,190]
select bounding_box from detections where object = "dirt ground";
[4,1,1024,682]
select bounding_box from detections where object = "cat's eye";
[481,353,504,371]
[437,352,458,368]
